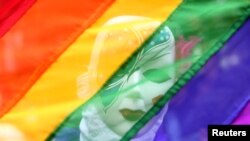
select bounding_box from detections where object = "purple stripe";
[153,18,250,141]
[132,18,250,141]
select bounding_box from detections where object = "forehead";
[133,26,175,71]
[93,18,161,72]
[139,50,175,71]
[101,21,160,52]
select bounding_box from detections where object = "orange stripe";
[0,0,115,117]
[0,0,182,140]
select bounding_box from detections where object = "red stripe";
[0,0,115,117]
[0,0,36,37]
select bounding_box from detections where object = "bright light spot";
[0,124,25,141]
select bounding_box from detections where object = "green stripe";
[122,0,250,140]
[46,1,186,140]
[47,0,250,140]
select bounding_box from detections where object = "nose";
[122,70,145,100]
[128,70,142,84]
[119,91,146,111]
[126,70,144,92]
[121,70,147,108]
[127,91,143,100]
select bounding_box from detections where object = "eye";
[143,68,171,83]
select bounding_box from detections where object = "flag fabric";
[0,0,181,140]
[152,17,250,141]
[0,0,250,141]
[48,0,250,141]
[0,0,114,117]
[124,0,250,140]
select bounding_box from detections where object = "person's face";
[86,16,175,136]
[102,27,175,135]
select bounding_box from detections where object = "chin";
[111,120,135,136]
[104,112,135,136]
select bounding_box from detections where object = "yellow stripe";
[0,0,182,141]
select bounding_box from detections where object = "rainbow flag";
[0,0,250,140]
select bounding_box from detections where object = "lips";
[152,95,163,105]
[119,108,145,121]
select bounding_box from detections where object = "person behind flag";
[78,16,175,141]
